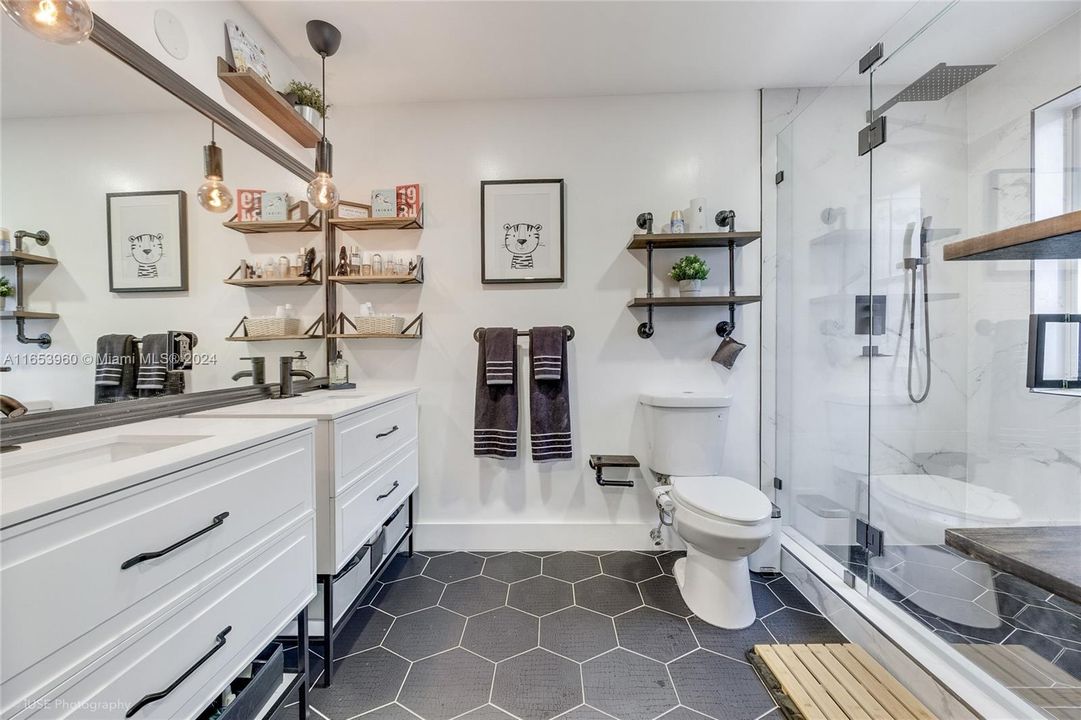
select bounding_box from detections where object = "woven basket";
[244,317,301,337]
[353,315,405,335]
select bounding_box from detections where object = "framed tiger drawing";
[481,179,565,284]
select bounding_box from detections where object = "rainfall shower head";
[874,62,995,118]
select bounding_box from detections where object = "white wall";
[326,92,762,549]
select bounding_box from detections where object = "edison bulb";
[197,177,234,213]
[307,172,340,211]
[1,0,93,44]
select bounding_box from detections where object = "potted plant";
[670,255,709,296]
[0,277,13,311]
[284,80,326,127]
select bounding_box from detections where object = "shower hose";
[907,257,931,404]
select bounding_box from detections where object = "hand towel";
[531,326,563,381]
[474,328,518,458]
[484,327,515,385]
[94,334,137,404]
[136,333,169,396]
[529,327,571,462]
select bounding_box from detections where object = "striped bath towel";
[531,326,562,381]
[94,334,137,404]
[529,326,571,462]
[474,327,518,458]
[136,333,169,395]
[484,327,515,385]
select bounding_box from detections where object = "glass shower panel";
[775,59,872,580]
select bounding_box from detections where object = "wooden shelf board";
[224,334,324,342]
[0,310,60,320]
[217,57,321,148]
[224,277,321,287]
[627,232,761,250]
[330,275,422,285]
[330,216,424,231]
[223,220,321,234]
[0,251,58,266]
[944,211,1081,261]
[628,295,761,308]
[327,333,421,340]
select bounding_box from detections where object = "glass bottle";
[329,350,349,386]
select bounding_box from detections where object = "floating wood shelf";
[944,211,1081,261]
[629,295,761,308]
[0,251,58,266]
[217,57,321,148]
[330,214,424,232]
[0,310,59,320]
[331,274,422,285]
[627,231,761,250]
[226,314,325,342]
[224,260,323,287]
[223,201,321,234]
[329,312,423,340]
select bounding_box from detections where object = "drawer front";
[335,395,417,494]
[1,432,314,717]
[17,517,315,720]
[333,444,417,571]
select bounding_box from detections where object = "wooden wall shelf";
[1,251,58,266]
[944,211,1081,261]
[330,274,422,285]
[223,202,321,234]
[329,312,423,340]
[627,231,761,250]
[217,58,321,148]
[225,260,323,287]
[226,314,325,342]
[629,295,762,308]
[330,215,424,232]
[1,310,60,320]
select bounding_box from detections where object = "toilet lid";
[875,474,1021,523]
[671,476,772,525]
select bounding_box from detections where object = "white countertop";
[189,385,418,421]
[0,416,316,528]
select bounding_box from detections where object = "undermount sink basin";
[3,434,209,478]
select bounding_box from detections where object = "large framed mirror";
[1,14,328,441]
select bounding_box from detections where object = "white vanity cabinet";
[0,418,318,720]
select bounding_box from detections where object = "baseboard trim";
[414,522,683,552]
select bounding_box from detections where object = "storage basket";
[352,315,405,335]
[244,316,301,337]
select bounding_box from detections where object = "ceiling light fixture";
[197,122,234,214]
[304,19,342,212]
[1,0,93,44]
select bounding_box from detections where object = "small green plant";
[285,80,327,118]
[669,255,709,281]
[0,277,13,298]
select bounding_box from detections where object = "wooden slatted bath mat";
[749,644,937,720]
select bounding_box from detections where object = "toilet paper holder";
[588,454,639,487]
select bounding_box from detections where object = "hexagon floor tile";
[383,606,465,660]
[309,647,409,719]
[399,648,495,720]
[615,607,698,662]
[493,649,582,720]
[508,575,574,616]
[542,552,602,582]
[484,552,542,583]
[373,575,446,616]
[440,575,509,616]
[463,606,539,661]
[424,552,485,583]
[539,606,617,662]
[669,650,776,720]
[600,551,664,582]
[582,649,678,720]
[574,575,642,616]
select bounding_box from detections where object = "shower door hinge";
[773,476,783,490]
[856,518,884,557]
[858,116,887,156]
[775,171,785,185]
[859,43,883,74]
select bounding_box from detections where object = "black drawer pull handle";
[126,626,231,718]
[377,481,400,500]
[376,425,400,439]
[121,512,230,570]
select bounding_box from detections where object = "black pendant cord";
[320,54,327,141]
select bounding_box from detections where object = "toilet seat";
[670,476,772,525]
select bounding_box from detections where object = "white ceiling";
[244,1,919,105]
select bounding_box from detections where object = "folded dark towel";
[475,328,518,458]
[94,334,137,404]
[484,327,515,386]
[531,326,563,381]
[529,327,571,462]
[136,333,169,395]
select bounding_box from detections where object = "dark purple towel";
[529,327,571,462]
[474,328,518,458]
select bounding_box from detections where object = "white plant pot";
[294,104,321,127]
[0,296,7,311]
[679,279,703,297]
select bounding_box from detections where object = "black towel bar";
[473,326,574,342]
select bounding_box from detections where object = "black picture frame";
[1027,313,1081,390]
[481,179,565,284]
[106,190,189,292]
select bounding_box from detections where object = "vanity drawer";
[332,444,417,571]
[334,396,417,494]
[0,432,314,718]
[17,517,315,720]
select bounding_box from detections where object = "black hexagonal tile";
[335,606,394,656]
[688,617,775,661]
[761,608,846,644]
[373,575,445,616]
[615,607,697,662]
[509,576,574,616]
[425,551,485,582]
[463,607,539,661]
[543,552,602,582]
[658,551,686,576]
[493,649,582,720]
[382,552,429,583]
[355,704,419,719]
[440,575,509,616]
[640,574,693,617]
[484,552,542,583]
[669,650,774,720]
[657,708,712,719]
[383,606,466,660]
[309,647,408,719]
[525,551,561,557]
[554,708,612,719]
[601,551,663,582]
[582,649,677,720]
[1015,605,1081,642]
[540,606,617,662]
[753,582,784,617]
[765,577,818,614]
[459,706,516,720]
[399,648,495,720]
[575,575,642,616]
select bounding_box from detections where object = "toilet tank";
[639,391,732,477]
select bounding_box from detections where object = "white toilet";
[641,391,773,629]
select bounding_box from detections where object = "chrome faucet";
[0,367,27,418]
[232,356,266,384]
[278,355,314,399]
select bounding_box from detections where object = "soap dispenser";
[329,350,355,389]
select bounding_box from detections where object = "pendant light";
[1,0,93,44]
[197,122,234,213]
[305,19,342,212]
